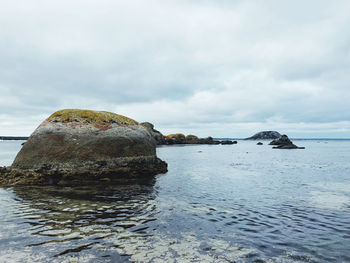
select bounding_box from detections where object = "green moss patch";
[166,133,185,140]
[47,109,138,125]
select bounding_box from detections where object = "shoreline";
[0,136,29,141]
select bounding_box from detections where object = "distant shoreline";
[0,136,29,141]
[0,136,349,141]
[214,138,350,141]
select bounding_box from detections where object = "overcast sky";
[0,0,349,138]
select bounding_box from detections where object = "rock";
[185,134,198,143]
[198,136,220,145]
[141,122,165,145]
[245,131,281,140]
[0,109,167,186]
[269,134,293,146]
[269,134,304,149]
[163,134,221,145]
[257,142,263,145]
[140,122,221,145]
[221,140,234,145]
[165,133,186,144]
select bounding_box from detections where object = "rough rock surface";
[0,109,167,186]
[141,122,165,145]
[269,134,304,149]
[245,131,281,140]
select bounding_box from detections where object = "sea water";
[0,140,349,262]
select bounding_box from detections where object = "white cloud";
[0,0,349,137]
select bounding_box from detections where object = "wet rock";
[269,134,304,149]
[245,131,281,140]
[221,140,234,145]
[0,109,167,186]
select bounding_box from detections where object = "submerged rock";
[245,131,281,140]
[0,109,167,186]
[269,134,304,149]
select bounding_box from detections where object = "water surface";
[0,140,349,262]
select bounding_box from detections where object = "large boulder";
[0,109,167,185]
[269,134,304,149]
[245,131,281,140]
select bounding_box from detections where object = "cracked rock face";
[1,109,167,185]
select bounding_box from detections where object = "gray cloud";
[0,0,349,137]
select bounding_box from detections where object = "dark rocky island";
[245,131,281,140]
[269,134,305,149]
[0,109,167,186]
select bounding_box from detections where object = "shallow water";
[0,140,350,262]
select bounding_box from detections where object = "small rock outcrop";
[185,134,199,143]
[129,122,230,146]
[269,134,304,149]
[165,133,186,144]
[163,134,221,145]
[0,109,168,186]
[221,140,237,145]
[221,140,233,145]
[245,131,281,140]
[141,122,165,145]
[257,142,263,145]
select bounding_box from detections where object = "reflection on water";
[1,184,157,262]
[1,140,350,262]
[0,185,259,263]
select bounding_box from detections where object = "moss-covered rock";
[0,109,167,186]
[185,135,198,141]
